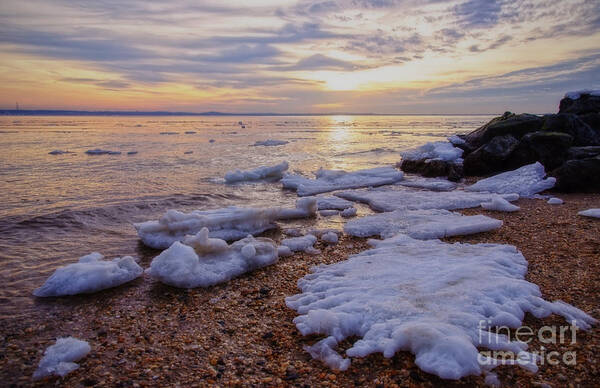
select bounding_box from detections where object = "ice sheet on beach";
[225,161,289,183]
[336,186,519,212]
[466,162,555,197]
[135,197,317,249]
[282,166,404,196]
[344,209,502,239]
[286,234,596,378]
[147,228,278,288]
[578,208,600,218]
[400,141,463,162]
[33,337,91,380]
[398,176,457,191]
[252,139,289,146]
[481,195,520,212]
[33,253,143,297]
[281,234,320,254]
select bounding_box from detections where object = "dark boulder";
[463,134,519,175]
[507,131,573,171]
[558,93,600,115]
[578,112,600,132]
[463,112,543,149]
[541,113,600,146]
[551,156,600,192]
[399,159,463,182]
[567,146,600,160]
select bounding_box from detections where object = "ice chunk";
[337,186,519,212]
[281,234,319,254]
[481,195,520,212]
[448,135,466,146]
[319,210,339,217]
[277,245,293,257]
[547,197,563,205]
[252,139,289,146]
[49,150,73,155]
[147,228,278,288]
[225,161,289,183]
[282,166,404,196]
[401,141,463,162]
[317,196,355,210]
[466,162,555,197]
[321,231,339,244]
[33,337,91,380]
[341,207,357,218]
[127,151,138,155]
[578,208,600,218]
[564,90,600,99]
[135,198,317,249]
[398,176,457,191]
[286,235,596,379]
[33,253,143,297]
[85,149,121,155]
[344,209,502,239]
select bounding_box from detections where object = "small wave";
[334,147,396,157]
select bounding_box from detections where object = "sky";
[0,0,599,114]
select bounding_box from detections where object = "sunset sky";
[0,0,598,114]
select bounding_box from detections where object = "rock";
[399,159,463,181]
[567,146,600,160]
[551,156,600,192]
[559,93,600,115]
[508,131,573,171]
[463,134,519,175]
[464,112,543,149]
[541,113,600,146]
[578,112,600,132]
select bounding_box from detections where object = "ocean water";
[0,115,492,317]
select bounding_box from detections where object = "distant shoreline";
[0,110,503,117]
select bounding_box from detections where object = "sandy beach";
[1,192,597,387]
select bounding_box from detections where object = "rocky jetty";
[402,91,600,191]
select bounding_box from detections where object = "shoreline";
[1,192,598,386]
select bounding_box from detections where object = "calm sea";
[0,115,492,317]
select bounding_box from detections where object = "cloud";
[454,0,503,28]
[275,54,363,71]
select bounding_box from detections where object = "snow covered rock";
[252,139,288,146]
[466,162,555,197]
[398,176,457,191]
[578,208,600,218]
[225,161,288,183]
[135,198,317,249]
[281,234,319,254]
[337,186,519,212]
[282,166,404,196]
[481,195,520,212]
[33,337,91,380]
[317,196,355,210]
[286,235,596,378]
[564,90,600,100]
[401,141,463,162]
[147,228,278,288]
[33,253,143,297]
[547,197,563,205]
[344,209,502,239]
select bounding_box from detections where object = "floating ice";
[321,231,339,244]
[341,207,357,218]
[286,235,596,378]
[33,253,143,297]
[281,234,319,254]
[147,228,278,288]
[398,176,457,191]
[33,337,91,380]
[466,162,555,198]
[564,90,600,99]
[400,141,463,162]
[578,208,600,218]
[85,149,121,155]
[344,209,502,239]
[185,131,196,134]
[337,187,519,212]
[282,166,404,196]
[127,151,138,155]
[547,197,563,205]
[135,198,317,249]
[481,195,520,212]
[317,196,355,210]
[160,131,178,135]
[49,150,72,155]
[253,139,289,146]
[225,161,289,183]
